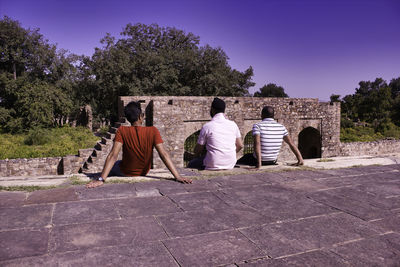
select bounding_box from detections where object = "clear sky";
[1,0,399,100]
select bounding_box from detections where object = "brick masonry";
[118,96,341,168]
[1,96,399,177]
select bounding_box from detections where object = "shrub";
[0,126,99,159]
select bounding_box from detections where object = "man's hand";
[289,160,304,166]
[175,176,192,184]
[86,180,104,188]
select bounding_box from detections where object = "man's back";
[198,113,240,170]
[115,126,163,176]
[253,118,288,161]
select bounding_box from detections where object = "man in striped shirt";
[237,106,303,168]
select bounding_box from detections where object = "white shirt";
[252,118,288,161]
[197,113,241,170]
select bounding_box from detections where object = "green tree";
[253,83,288,97]
[85,23,254,121]
[0,17,77,132]
[330,94,341,102]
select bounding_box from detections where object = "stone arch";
[243,131,254,155]
[298,127,321,159]
[183,130,201,167]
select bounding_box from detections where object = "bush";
[0,126,99,159]
[24,128,50,145]
[340,126,384,142]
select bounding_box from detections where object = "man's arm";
[86,141,123,188]
[283,135,304,166]
[235,137,244,153]
[155,143,192,184]
[253,134,262,168]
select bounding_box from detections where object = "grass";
[0,185,58,192]
[317,158,335,162]
[0,126,99,160]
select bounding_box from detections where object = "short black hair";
[211,97,226,113]
[124,101,142,123]
[262,106,274,118]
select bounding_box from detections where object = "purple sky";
[1,0,400,100]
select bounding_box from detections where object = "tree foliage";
[0,16,82,132]
[337,77,400,140]
[84,23,254,120]
[253,83,288,97]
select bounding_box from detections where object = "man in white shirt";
[237,106,303,168]
[188,98,243,170]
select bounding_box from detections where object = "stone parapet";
[340,139,400,157]
[0,157,62,177]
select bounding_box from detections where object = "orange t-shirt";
[114,126,163,176]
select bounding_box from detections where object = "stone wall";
[119,96,341,168]
[340,139,400,156]
[0,157,62,177]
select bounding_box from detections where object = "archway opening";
[298,127,321,159]
[243,131,254,155]
[183,130,200,167]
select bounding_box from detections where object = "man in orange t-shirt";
[87,101,192,188]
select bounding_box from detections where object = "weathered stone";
[163,230,265,266]
[2,242,178,267]
[49,217,167,253]
[25,187,78,205]
[53,199,120,226]
[331,233,400,265]
[0,192,26,208]
[76,183,136,200]
[0,229,49,261]
[0,204,52,231]
[113,196,181,218]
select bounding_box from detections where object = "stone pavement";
[1,163,400,266]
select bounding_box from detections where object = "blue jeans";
[187,155,206,170]
[109,160,127,176]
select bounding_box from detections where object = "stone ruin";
[3,95,400,177]
[117,96,341,168]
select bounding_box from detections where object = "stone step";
[109,127,118,134]
[101,137,109,144]
[106,132,115,139]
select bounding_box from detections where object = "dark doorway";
[243,131,254,155]
[184,130,200,166]
[298,127,321,159]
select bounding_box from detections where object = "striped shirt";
[252,118,288,161]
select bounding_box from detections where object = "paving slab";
[76,183,136,200]
[25,187,78,205]
[163,230,265,267]
[0,229,49,261]
[49,217,167,253]
[331,233,400,266]
[308,188,393,221]
[249,171,290,184]
[2,242,178,267]
[168,191,229,211]
[240,212,381,258]
[52,199,120,226]
[0,191,26,208]
[371,213,400,233]
[218,185,335,222]
[1,162,400,265]
[182,179,220,193]
[210,174,267,188]
[150,179,188,195]
[240,250,349,266]
[0,204,52,230]
[113,195,182,218]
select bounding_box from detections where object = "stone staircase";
[79,119,130,174]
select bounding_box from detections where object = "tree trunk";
[13,62,17,80]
